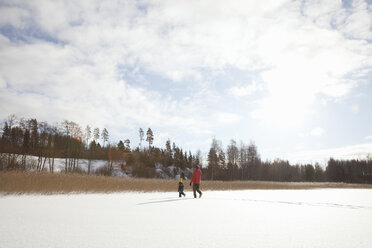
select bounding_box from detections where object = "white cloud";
[0,2,215,136]
[0,39,208,135]
[340,0,372,40]
[286,142,372,165]
[0,0,371,146]
[251,21,369,125]
[214,112,241,125]
[0,6,31,28]
[0,75,6,89]
[311,128,325,137]
[2,0,370,85]
[365,135,372,140]
[229,81,263,97]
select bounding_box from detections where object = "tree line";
[0,115,200,178]
[205,138,372,183]
[1,115,371,183]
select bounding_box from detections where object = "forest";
[1,115,371,183]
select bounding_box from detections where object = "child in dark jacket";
[178,172,186,197]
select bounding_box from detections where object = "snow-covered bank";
[1,154,191,179]
[1,189,372,248]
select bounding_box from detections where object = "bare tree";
[195,149,202,167]
[239,141,248,180]
[84,125,92,174]
[61,120,83,172]
[61,120,71,172]
[18,118,29,169]
[84,125,91,148]
[227,139,239,180]
[6,114,17,129]
[47,126,58,173]
[37,122,49,171]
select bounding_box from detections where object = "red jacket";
[191,168,202,184]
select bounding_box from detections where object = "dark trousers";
[193,184,202,198]
[179,191,185,197]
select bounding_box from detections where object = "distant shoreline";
[1,171,372,195]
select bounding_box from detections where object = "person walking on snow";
[190,165,202,198]
[178,172,186,197]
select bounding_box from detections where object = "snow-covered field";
[1,189,372,248]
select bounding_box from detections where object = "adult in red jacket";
[190,165,202,198]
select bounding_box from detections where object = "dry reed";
[1,171,371,195]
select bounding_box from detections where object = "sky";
[0,0,371,165]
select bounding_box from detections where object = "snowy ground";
[1,189,372,248]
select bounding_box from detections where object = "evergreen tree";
[146,128,154,149]
[188,151,193,168]
[165,139,173,166]
[2,122,11,141]
[314,163,325,182]
[22,129,30,153]
[304,164,315,181]
[247,141,260,180]
[207,147,218,180]
[102,128,109,147]
[93,128,100,144]
[117,140,125,152]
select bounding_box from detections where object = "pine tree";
[208,147,218,180]
[165,139,173,166]
[146,128,154,149]
[247,141,260,180]
[188,151,193,168]
[93,128,100,144]
[2,122,10,141]
[118,140,125,152]
[102,128,109,147]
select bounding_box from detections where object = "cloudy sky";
[0,0,371,164]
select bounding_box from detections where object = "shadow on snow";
[137,197,193,205]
